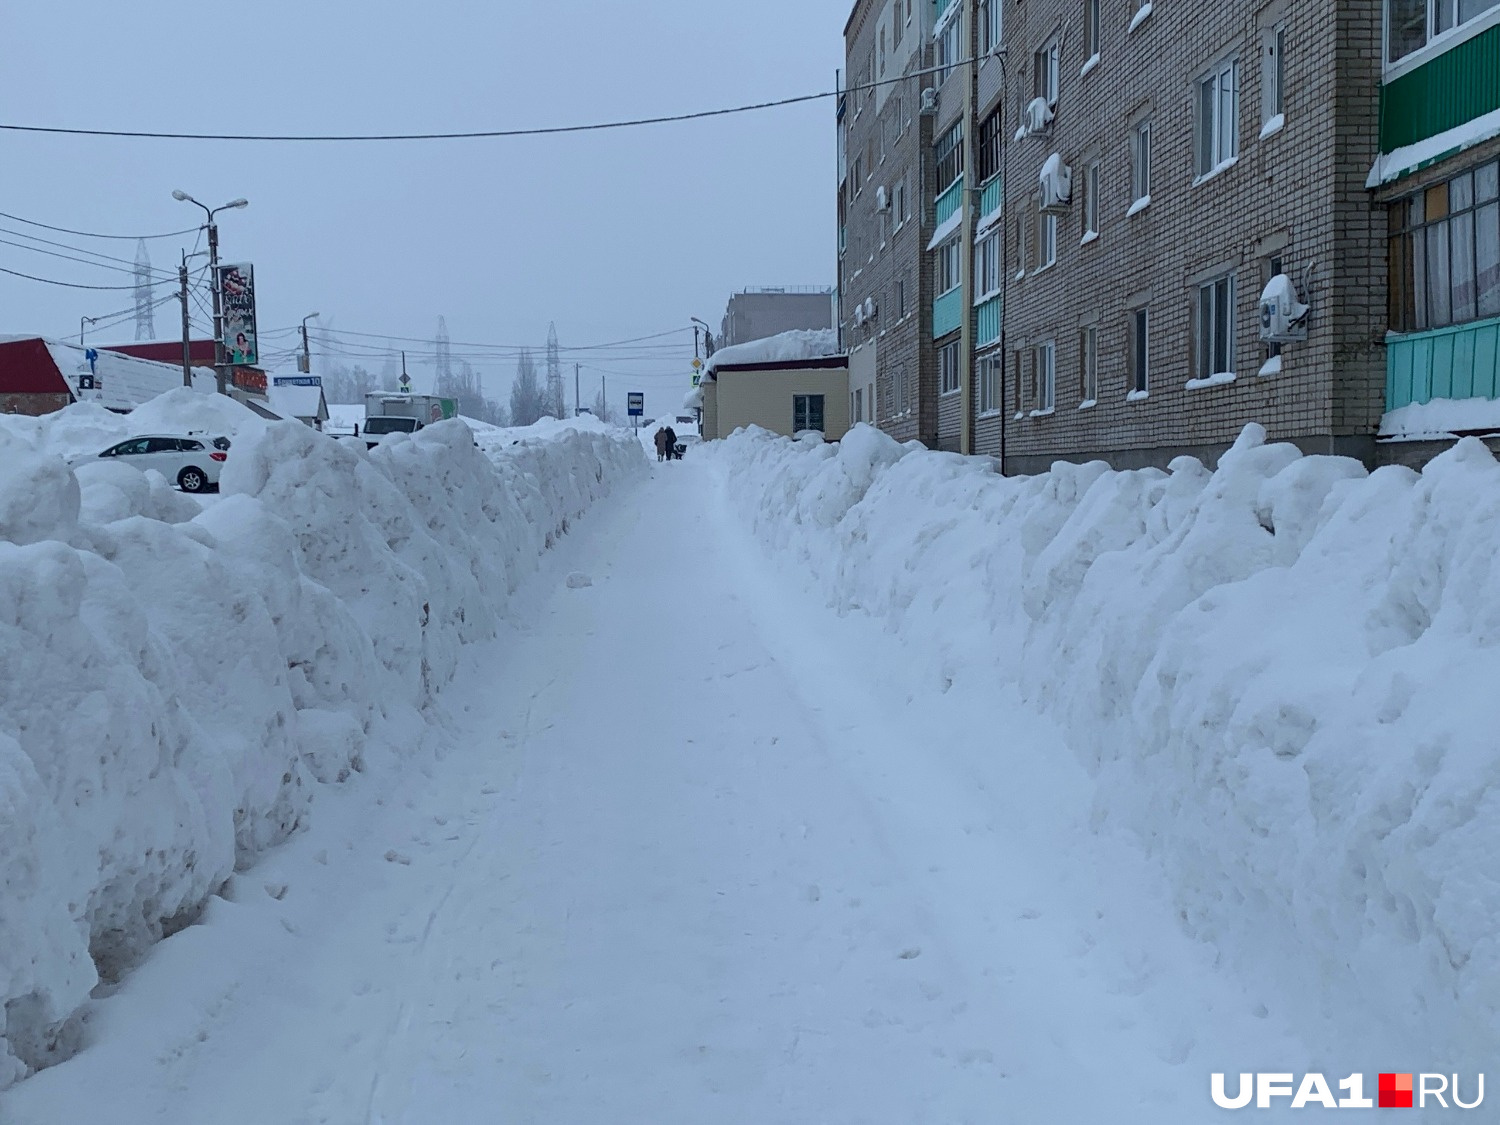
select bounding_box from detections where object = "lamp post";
[79,315,100,346]
[172,191,248,395]
[690,316,714,357]
[300,312,321,374]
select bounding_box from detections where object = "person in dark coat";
[653,427,668,462]
[663,426,678,460]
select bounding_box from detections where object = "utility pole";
[179,253,193,387]
[575,362,581,416]
[601,374,606,421]
[300,312,320,374]
[207,220,226,395]
[958,0,977,456]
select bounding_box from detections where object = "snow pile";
[0,388,269,463]
[0,405,646,1085]
[709,422,1500,1064]
[704,328,841,378]
[1379,395,1500,440]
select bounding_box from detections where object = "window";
[879,27,888,76]
[1262,26,1285,125]
[850,154,862,198]
[1032,342,1057,410]
[1017,208,1032,274]
[1389,160,1500,330]
[1084,0,1102,61]
[897,275,907,318]
[940,340,961,394]
[1263,254,1284,360]
[1196,273,1237,378]
[936,238,962,293]
[854,387,864,422]
[793,394,826,433]
[1083,160,1100,237]
[1034,36,1062,106]
[893,177,906,227]
[866,137,875,178]
[980,0,1003,53]
[936,122,964,194]
[1197,58,1240,176]
[979,353,1001,413]
[894,2,904,46]
[978,108,1004,183]
[1131,308,1150,393]
[1131,119,1152,203]
[893,356,909,413]
[1080,325,1098,402]
[1389,0,1500,63]
[1035,208,1058,268]
[937,10,964,85]
[977,231,1001,296]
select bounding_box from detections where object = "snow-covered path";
[3,456,1310,1124]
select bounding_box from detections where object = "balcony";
[935,176,964,228]
[933,287,963,339]
[976,295,1002,348]
[978,178,1004,228]
[1387,315,1500,409]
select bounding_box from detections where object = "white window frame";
[937,237,962,295]
[893,177,907,228]
[1261,25,1285,131]
[1080,325,1098,404]
[897,274,907,319]
[1035,209,1058,270]
[1131,119,1152,206]
[978,353,1002,414]
[937,11,964,86]
[1387,0,1500,71]
[977,230,1001,298]
[940,339,962,395]
[1034,35,1062,106]
[1195,273,1237,379]
[1084,0,1102,66]
[1082,160,1101,239]
[980,0,1003,53]
[1032,341,1056,411]
[1196,57,1240,179]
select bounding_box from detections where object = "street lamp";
[690,316,714,358]
[172,190,249,395]
[79,315,100,346]
[300,312,321,374]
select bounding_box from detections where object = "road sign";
[627,392,644,417]
[692,357,703,370]
[692,374,700,386]
[399,373,412,392]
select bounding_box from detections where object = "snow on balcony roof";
[703,329,843,380]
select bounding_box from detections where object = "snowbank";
[0,396,646,1085]
[708,422,1500,1065]
[704,328,841,378]
[0,388,270,464]
[1379,394,1500,440]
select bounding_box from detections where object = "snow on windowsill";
[977,409,1004,420]
[1126,195,1151,217]
[1259,114,1285,141]
[1015,269,1027,281]
[976,207,1004,239]
[1080,53,1100,78]
[1078,398,1098,410]
[1029,407,1056,418]
[1192,156,1240,187]
[1258,355,1283,377]
[973,286,1004,306]
[1080,230,1100,246]
[1186,371,1237,390]
[1126,389,1150,402]
[940,388,962,398]
[1128,2,1153,33]
[1014,126,1029,143]
[1013,411,1026,420]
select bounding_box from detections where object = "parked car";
[71,433,229,493]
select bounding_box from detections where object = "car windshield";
[364,417,418,435]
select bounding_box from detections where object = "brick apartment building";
[719,288,834,348]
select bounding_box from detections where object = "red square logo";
[1380,1073,1414,1108]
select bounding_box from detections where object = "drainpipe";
[958,0,977,456]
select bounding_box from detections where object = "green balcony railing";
[978,177,1003,225]
[1387,315,1500,409]
[933,287,963,339]
[935,175,964,228]
[1382,23,1500,152]
[976,295,1002,348]
[934,0,957,23]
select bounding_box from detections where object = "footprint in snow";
[565,572,593,589]
[899,947,922,960]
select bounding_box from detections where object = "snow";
[1126,194,1151,217]
[0,392,646,1085]
[1080,52,1100,77]
[703,328,841,379]
[1367,105,1500,188]
[1259,354,1284,377]
[1126,388,1150,401]
[1078,398,1098,409]
[1185,371,1236,390]
[1080,229,1100,245]
[701,421,1500,1079]
[1260,112,1286,140]
[926,210,963,253]
[40,339,217,411]
[1040,152,1072,204]
[1380,394,1500,439]
[325,402,365,432]
[265,383,325,422]
[1128,1,1153,31]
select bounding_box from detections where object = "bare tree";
[510,349,546,427]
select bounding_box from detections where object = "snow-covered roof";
[267,383,328,422]
[703,328,842,381]
[40,338,217,411]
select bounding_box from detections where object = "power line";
[0,225,185,279]
[0,235,183,284]
[0,264,146,290]
[0,209,201,241]
[292,324,694,351]
[0,54,993,144]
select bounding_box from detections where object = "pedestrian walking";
[663,426,678,461]
[653,427,668,462]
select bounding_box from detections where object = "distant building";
[0,336,216,415]
[719,287,835,348]
[697,329,849,441]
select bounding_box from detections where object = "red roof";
[0,338,70,395]
[104,340,216,366]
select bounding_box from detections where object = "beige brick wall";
[714,366,853,440]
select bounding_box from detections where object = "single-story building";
[268,377,330,428]
[0,335,216,414]
[697,328,850,441]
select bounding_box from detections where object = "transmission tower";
[435,315,453,390]
[545,322,565,419]
[133,239,156,340]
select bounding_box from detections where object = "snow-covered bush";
[709,422,1500,1065]
[0,403,645,1085]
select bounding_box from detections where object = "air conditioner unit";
[863,297,876,321]
[1259,273,1310,343]
[920,87,938,115]
[876,185,889,211]
[1039,153,1073,213]
[1022,97,1054,137]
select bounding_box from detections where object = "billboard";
[217,263,260,366]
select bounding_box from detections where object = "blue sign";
[273,376,323,387]
[628,392,644,417]
[85,348,98,375]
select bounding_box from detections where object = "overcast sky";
[0,0,847,414]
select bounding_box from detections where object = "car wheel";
[178,466,208,493]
